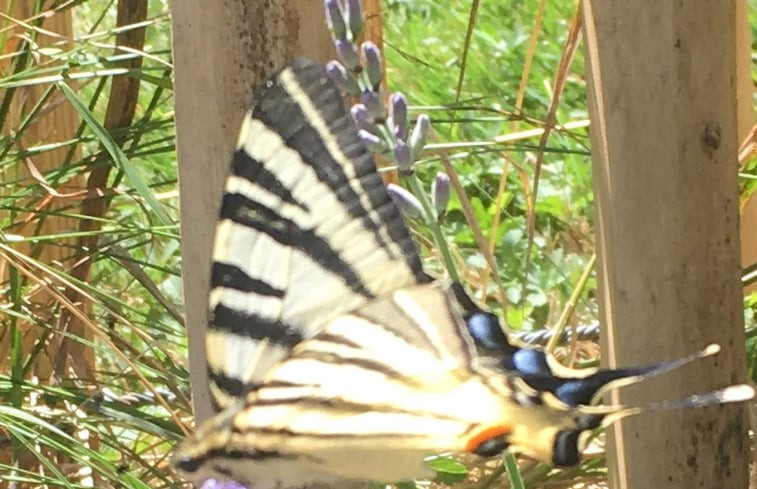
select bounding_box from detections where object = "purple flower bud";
[345,0,364,41]
[335,39,360,71]
[361,41,382,90]
[387,183,424,220]
[431,172,451,216]
[410,114,431,159]
[200,479,249,489]
[326,60,348,84]
[326,60,360,95]
[358,129,386,152]
[351,103,374,131]
[389,93,408,141]
[393,140,413,174]
[360,91,385,121]
[324,0,347,40]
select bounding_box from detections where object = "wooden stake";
[582,1,750,487]
[173,0,335,422]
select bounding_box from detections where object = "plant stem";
[405,173,459,282]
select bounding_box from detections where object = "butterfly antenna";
[590,343,722,404]
[585,383,756,427]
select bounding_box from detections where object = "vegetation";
[0,0,754,488]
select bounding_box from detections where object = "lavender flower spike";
[393,140,413,174]
[358,129,386,152]
[324,0,347,40]
[362,41,382,90]
[389,93,408,141]
[345,0,364,42]
[335,39,361,71]
[410,114,431,160]
[326,60,359,95]
[351,104,374,132]
[387,183,425,220]
[361,91,385,120]
[431,171,451,216]
[200,479,248,489]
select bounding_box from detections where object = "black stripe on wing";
[173,446,292,476]
[253,60,427,283]
[292,348,416,386]
[219,192,374,299]
[249,395,465,420]
[246,426,446,442]
[230,148,309,211]
[206,369,260,404]
[210,303,303,347]
[211,262,285,296]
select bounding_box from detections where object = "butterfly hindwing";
[207,60,428,409]
[176,284,571,484]
[179,283,668,485]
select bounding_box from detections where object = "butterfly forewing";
[207,60,428,409]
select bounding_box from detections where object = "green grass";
[383,1,596,331]
[1,1,183,487]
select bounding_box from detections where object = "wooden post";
[581,2,750,488]
[737,0,756,294]
[173,1,335,422]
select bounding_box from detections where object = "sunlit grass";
[1,1,184,487]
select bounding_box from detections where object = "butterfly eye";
[466,425,511,458]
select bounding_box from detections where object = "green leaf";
[534,194,564,218]
[57,81,171,226]
[429,455,468,484]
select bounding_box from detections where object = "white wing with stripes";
[206,60,429,410]
[175,284,575,486]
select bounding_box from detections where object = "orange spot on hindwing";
[465,425,512,457]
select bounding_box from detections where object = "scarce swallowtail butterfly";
[172,60,754,488]
[203,59,429,413]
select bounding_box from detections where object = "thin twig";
[521,2,583,302]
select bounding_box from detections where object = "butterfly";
[172,59,754,488]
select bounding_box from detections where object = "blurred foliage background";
[0,0,754,488]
